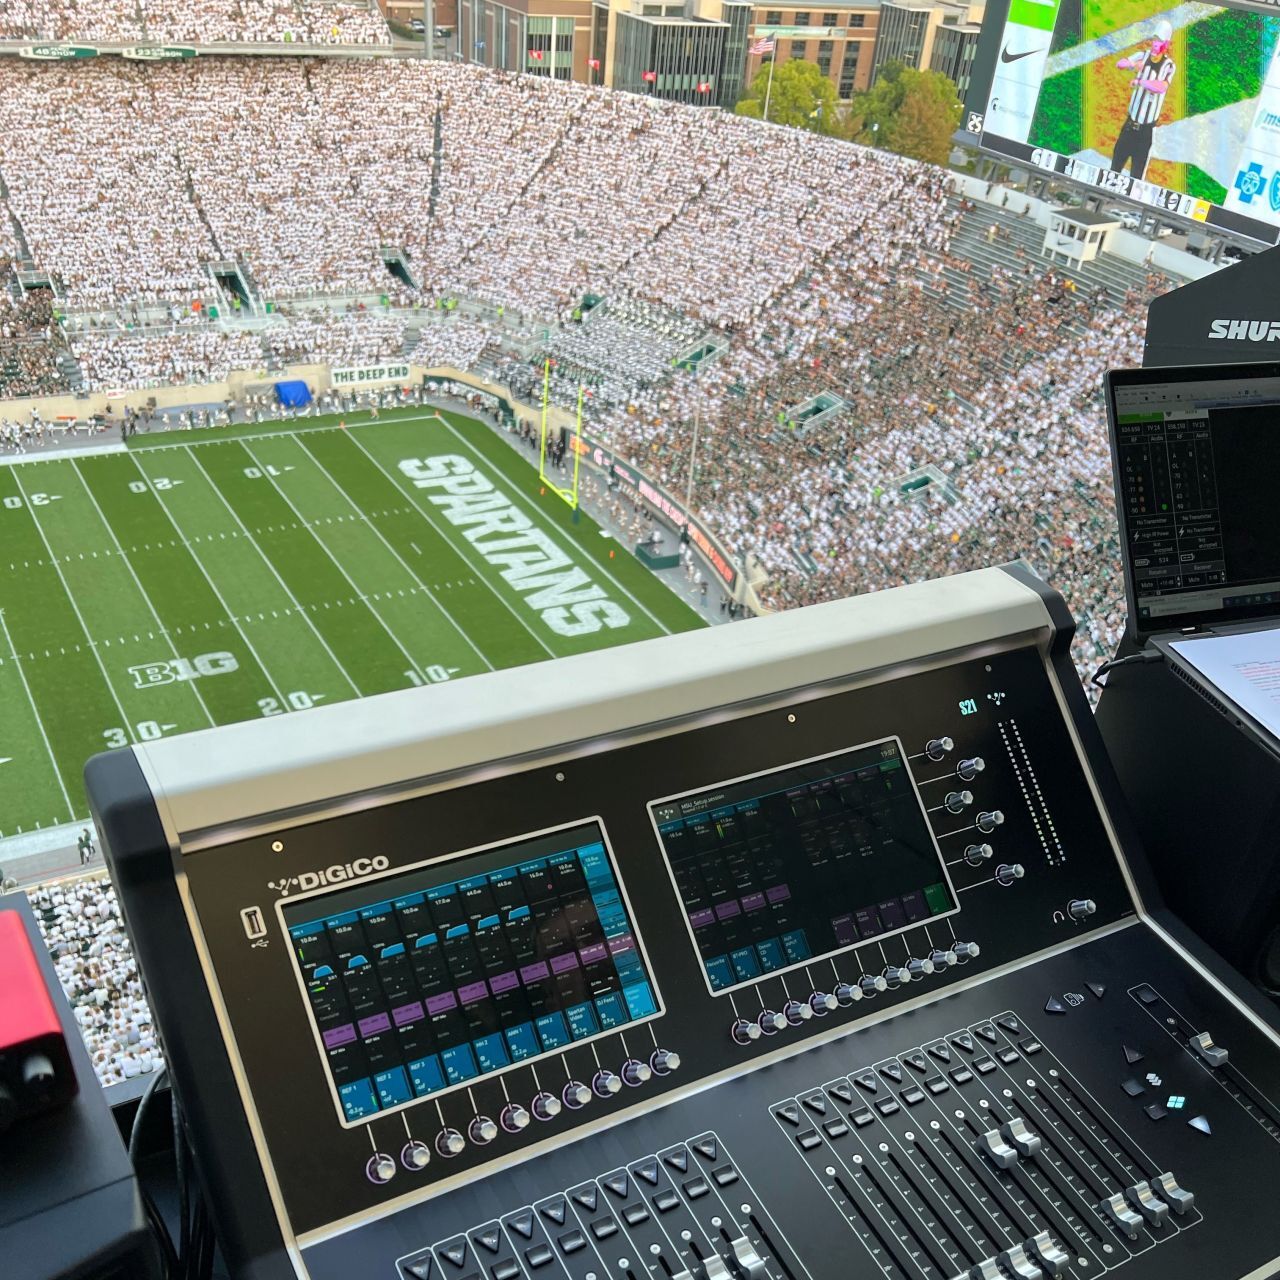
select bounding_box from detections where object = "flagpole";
[762,52,776,122]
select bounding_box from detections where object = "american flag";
[750,36,775,54]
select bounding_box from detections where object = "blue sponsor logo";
[1235,161,1267,204]
[1271,172,1280,213]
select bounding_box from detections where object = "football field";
[0,407,704,836]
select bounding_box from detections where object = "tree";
[848,62,961,165]
[735,59,842,136]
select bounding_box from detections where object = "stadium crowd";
[0,279,65,399]
[26,876,161,1086]
[0,0,391,45]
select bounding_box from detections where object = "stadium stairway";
[949,198,1184,308]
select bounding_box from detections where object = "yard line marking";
[435,413,674,637]
[125,453,292,712]
[70,460,216,729]
[181,446,363,698]
[292,435,494,674]
[9,469,140,746]
[341,428,557,659]
[0,608,74,821]
[237,440,428,681]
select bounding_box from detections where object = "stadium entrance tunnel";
[382,249,417,291]
[212,266,252,314]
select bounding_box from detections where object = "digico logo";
[1208,319,1280,341]
[269,856,389,896]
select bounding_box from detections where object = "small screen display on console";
[280,822,660,1125]
[650,739,957,994]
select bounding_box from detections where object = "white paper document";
[1170,628,1280,738]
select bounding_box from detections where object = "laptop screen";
[1108,362,1280,638]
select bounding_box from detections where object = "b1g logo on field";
[129,651,239,689]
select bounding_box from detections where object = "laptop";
[1105,360,1280,751]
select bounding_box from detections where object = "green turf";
[0,410,705,836]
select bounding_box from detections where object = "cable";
[1091,648,1164,689]
[174,1090,191,1273]
[127,1067,179,1278]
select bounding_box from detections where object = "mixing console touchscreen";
[650,739,957,994]
[281,822,660,1124]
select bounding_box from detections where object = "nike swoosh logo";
[1000,45,1041,62]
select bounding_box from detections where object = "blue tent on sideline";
[275,380,311,408]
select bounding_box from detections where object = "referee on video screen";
[1110,19,1176,180]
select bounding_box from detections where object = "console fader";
[86,564,1280,1280]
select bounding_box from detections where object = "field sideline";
[0,407,704,836]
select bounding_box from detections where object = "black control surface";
[90,595,1280,1280]
[302,927,1280,1280]
[183,642,1130,1235]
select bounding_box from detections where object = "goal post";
[537,358,583,513]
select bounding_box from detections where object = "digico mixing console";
[87,564,1280,1280]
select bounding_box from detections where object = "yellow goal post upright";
[536,357,584,516]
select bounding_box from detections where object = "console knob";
[532,1090,562,1121]
[976,809,1005,833]
[784,998,813,1025]
[809,990,838,1016]
[366,1152,397,1183]
[952,940,981,962]
[882,964,911,989]
[906,956,935,980]
[732,1017,762,1044]
[1068,898,1096,920]
[500,1102,531,1132]
[650,1048,681,1075]
[758,1009,787,1035]
[401,1139,431,1171]
[468,1115,498,1145]
[957,756,985,781]
[860,973,888,997]
[563,1080,592,1110]
[592,1069,622,1098]
[926,736,955,760]
[929,947,957,969]
[964,842,994,866]
[621,1058,652,1087]
[945,789,974,813]
[834,980,863,1006]
[435,1128,466,1158]
[995,863,1025,887]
